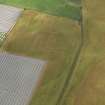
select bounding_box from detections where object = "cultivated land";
[2,10,81,105]
[0,53,46,105]
[0,1,82,105]
[74,0,105,105]
[0,0,81,20]
[0,4,22,46]
[58,0,105,105]
[3,0,105,105]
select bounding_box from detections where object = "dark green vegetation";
[70,0,81,4]
[0,0,81,20]
[2,10,81,105]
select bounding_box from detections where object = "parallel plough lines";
[0,32,5,41]
[0,53,46,105]
[0,4,22,45]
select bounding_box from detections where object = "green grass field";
[0,0,81,20]
[70,0,81,4]
[2,10,81,105]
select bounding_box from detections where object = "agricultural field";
[0,1,82,105]
[2,9,81,105]
[1,0,105,105]
[58,0,105,105]
[0,53,46,105]
[0,0,81,20]
[0,32,5,45]
[73,0,105,105]
[70,0,81,4]
[0,4,22,46]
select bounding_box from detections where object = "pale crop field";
[0,4,22,43]
[0,53,46,105]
